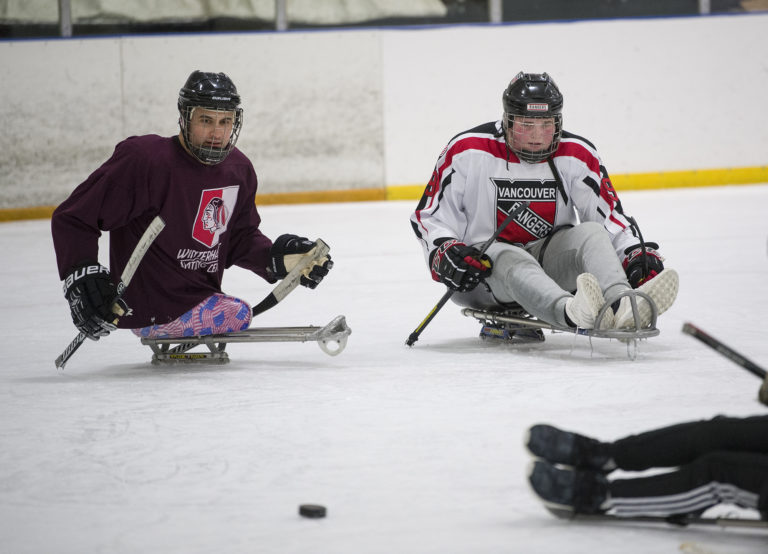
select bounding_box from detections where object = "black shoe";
[527,460,610,515]
[525,424,616,471]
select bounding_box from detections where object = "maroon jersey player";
[52,70,332,341]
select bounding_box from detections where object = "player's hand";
[270,234,333,289]
[431,239,492,292]
[622,243,664,288]
[63,262,128,340]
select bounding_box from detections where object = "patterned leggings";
[131,293,252,339]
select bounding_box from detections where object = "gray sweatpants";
[453,222,631,327]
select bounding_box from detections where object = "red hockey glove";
[622,243,664,288]
[431,239,492,292]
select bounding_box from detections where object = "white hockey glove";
[270,234,333,289]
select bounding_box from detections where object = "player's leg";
[612,414,768,470]
[131,293,252,339]
[528,451,768,518]
[531,222,628,302]
[526,416,768,472]
[532,222,678,329]
[480,242,589,328]
[609,451,768,517]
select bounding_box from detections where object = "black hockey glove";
[622,243,664,288]
[270,234,333,289]
[63,262,128,341]
[431,239,492,293]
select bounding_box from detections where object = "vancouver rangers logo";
[192,186,239,248]
[492,178,558,245]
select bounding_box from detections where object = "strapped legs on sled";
[463,288,661,352]
[141,315,351,364]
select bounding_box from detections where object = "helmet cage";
[503,113,563,163]
[179,105,243,165]
[177,71,243,165]
[502,72,564,163]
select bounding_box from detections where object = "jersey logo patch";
[192,186,239,248]
[491,178,558,245]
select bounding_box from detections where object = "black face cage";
[179,105,244,165]
[503,113,563,164]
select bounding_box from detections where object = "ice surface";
[1,185,767,553]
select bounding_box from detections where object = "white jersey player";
[410,72,678,330]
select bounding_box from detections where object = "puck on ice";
[299,504,327,518]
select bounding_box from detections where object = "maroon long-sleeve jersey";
[52,134,274,329]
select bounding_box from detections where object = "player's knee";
[574,221,607,242]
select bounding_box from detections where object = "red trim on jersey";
[437,135,509,177]
[416,134,510,232]
[609,213,626,228]
[555,140,627,230]
[554,141,600,176]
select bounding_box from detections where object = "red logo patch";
[192,186,239,248]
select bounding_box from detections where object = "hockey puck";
[299,504,327,518]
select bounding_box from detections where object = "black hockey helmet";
[502,72,563,163]
[178,70,243,165]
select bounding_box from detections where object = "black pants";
[606,415,768,517]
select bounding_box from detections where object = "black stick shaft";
[682,322,767,379]
[406,201,530,347]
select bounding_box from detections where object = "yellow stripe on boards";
[387,166,768,199]
[1,166,766,222]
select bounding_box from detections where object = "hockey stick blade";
[251,238,331,317]
[405,201,531,347]
[54,216,166,369]
[682,322,767,380]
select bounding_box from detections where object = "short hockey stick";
[405,201,531,347]
[251,238,330,317]
[54,216,166,369]
[682,322,767,380]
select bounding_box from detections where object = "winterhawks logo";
[191,186,239,248]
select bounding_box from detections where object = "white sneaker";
[614,269,679,329]
[565,273,611,329]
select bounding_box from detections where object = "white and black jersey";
[411,120,640,274]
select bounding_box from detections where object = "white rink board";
[1,13,767,208]
[381,14,768,184]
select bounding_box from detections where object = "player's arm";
[226,180,332,289]
[428,238,492,292]
[410,157,470,266]
[52,139,156,337]
[569,157,667,289]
